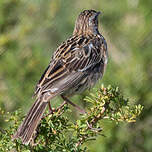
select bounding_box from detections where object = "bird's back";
[34,33,107,98]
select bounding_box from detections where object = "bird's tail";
[12,97,48,145]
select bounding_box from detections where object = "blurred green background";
[0,0,152,151]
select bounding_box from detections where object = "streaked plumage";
[12,9,108,145]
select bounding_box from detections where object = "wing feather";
[34,35,107,97]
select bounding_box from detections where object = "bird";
[12,9,108,145]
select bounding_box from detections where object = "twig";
[76,107,106,147]
[42,101,67,119]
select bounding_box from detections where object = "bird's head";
[73,10,101,36]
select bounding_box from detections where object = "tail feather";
[12,98,47,145]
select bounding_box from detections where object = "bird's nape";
[73,10,101,35]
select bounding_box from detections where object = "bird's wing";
[34,35,107,98]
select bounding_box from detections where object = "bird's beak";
[96,11,101,16]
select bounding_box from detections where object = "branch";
[0,85,143,152]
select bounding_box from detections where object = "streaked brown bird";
[12,9,108,145]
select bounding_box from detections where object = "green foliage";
[0,86,143,152]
